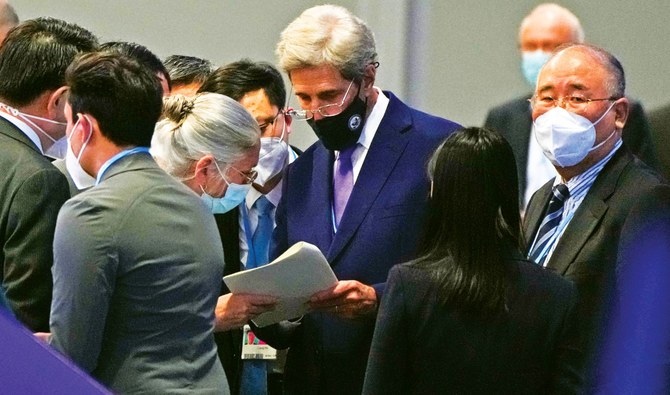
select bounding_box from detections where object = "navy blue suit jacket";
[254,91,460,394]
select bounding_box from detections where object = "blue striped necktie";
[529,184,570,265]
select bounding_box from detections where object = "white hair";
[151,93,260,178]
[276,4,377,81]
[519,3,585,43]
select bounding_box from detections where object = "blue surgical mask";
[522,50,552,87]
[200,161,252,214]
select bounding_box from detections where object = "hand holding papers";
[223,242,338,327]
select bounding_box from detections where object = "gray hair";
[519,3,584,43]
[276,4,377,81]
[549,43,626,98]
[151,93,260,178]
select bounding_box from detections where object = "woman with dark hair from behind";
[363,127,583,394]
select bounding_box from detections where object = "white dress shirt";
[238,146,298,269]
[0,110,44,153]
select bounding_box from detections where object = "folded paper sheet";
[223,242,338,327]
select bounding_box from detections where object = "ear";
[46,86,69,122]
[285,112,293,137]
[361,63,377,92]
[193,155,215,188]
[613,97,630,130]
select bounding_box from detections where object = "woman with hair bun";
[152,93,278,333]
[363,127,583,394]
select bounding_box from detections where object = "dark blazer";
[0,117,70,331]
[649,103,670,180]
[523,147,666,381]
[254,92,461,394]
[363,260,582,394]
[485,95,659,205]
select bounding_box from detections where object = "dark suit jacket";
[485,95,659,206]
[649,103,670,180]
[0,117,70,331]
[254,92,461,394]
[523,147,665,383]
[363,260,582,394]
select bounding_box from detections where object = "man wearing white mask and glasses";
[0,17,97,332]
[484,3,657,211]
[523,43,667,389]
[198,59,298,395]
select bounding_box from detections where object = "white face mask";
[533,103,617,167]
[65,115,95,189]
[255,121,288,187]
[0,102,66,156]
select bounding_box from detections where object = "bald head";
[519,3,584,51]
[0,1,18,44]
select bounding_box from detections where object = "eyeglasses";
[226,165,258,185]
[287,80,355,120]
[257,110,287,135]
[529,95,620,111]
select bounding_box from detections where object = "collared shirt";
[542,138,623,264]
[525,122,558,207]
[333,87,390,183]
[238,146,298,269]
[0,110,44,153]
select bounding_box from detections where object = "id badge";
[241,324,277,360]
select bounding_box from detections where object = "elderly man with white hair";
[251,5,460,394]
[485,3,657,210]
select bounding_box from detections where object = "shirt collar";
[0,110,44,153]
[553,138,623,191]
[357,87,388,150]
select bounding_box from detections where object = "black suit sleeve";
[3,168,69,331]
[362,266,409,395]
[550,282,584,394]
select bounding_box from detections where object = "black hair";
[163,54,212,87]
[0,17,98,106]
[65,51,163,147]
[414,127,524,317]
[198,59,286,108]
[100,41,171,91]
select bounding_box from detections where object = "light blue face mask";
[522,50,552,87]
[200,161,252,214]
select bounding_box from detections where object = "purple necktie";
[333,146,356,227]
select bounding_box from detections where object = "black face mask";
[307,94,367,151]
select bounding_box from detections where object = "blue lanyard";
[240,203,258,268]
[95,147,151,185]
[528,208,577,265]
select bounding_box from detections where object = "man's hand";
[214,293,278,332]
[309,280,378,319]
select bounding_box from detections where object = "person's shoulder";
[389,92,461,133]
[388,262,434,290]
[513,260,576,300]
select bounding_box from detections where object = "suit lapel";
[546,149,632,275]
[523,181,553,249]
[326,94,412,262]
[307,145,335,254]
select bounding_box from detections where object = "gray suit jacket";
[49,153,229,394]
[0,117,70,331]
[523,147,665,384]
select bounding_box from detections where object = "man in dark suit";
[0,18,97,331]
[253,5,460,394]
[199,60,298,395]
[523,43,667,387]
[650,103,670,180]
[484,3,657,209]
